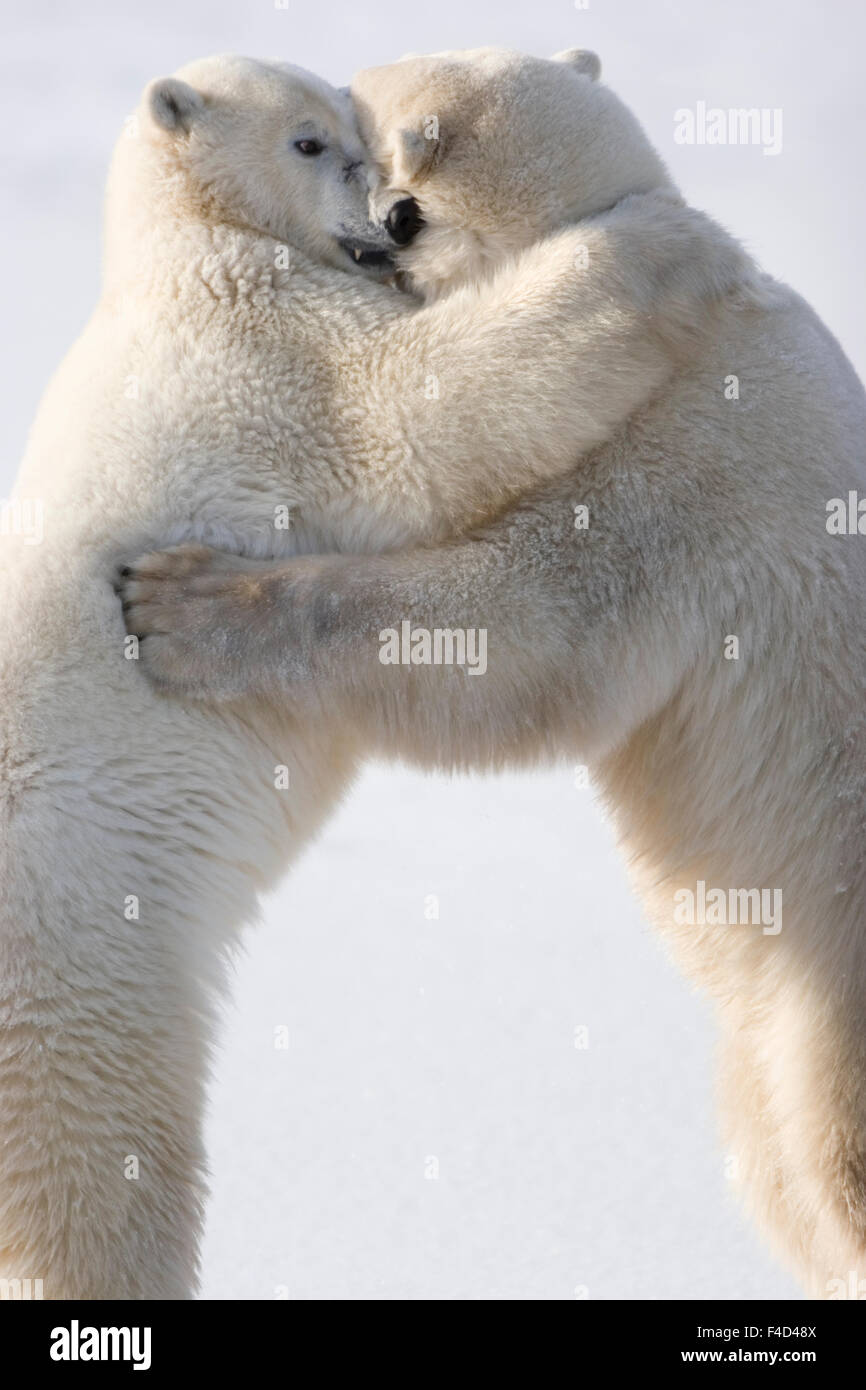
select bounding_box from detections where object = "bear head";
[107,54,405,282]
[352,48,674,298]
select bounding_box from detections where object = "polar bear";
[0,53,744,1298]
[124,49,866,1298]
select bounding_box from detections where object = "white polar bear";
[0,53,744,1298]
[126,50,866,1299]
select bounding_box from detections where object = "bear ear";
[146,77,204,136]
[551,49,601,81]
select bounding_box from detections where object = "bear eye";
[294,138,325,156]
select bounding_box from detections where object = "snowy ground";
[4,0,863,1300]
[198,763,801,1300]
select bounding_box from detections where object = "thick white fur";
[0,52,746,1297]
[125,50,866,1298]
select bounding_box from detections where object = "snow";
[5,0,860,1299]
[198,764,800,1299]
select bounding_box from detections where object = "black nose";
[386,197,424,246]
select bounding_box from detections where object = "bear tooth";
[353,248,362,261]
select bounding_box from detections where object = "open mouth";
[338,239,394,270]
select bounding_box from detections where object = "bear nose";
[385,197,424,246]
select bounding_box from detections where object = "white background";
[4,0,862,1299]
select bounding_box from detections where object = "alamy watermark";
[826,492,866,534]
[673,880,783,935]
[0,497,44,545]
[50,1321,151,1370]
[379,621,487,675]
[0,1276,43,1299]
[674,102,783,157]
[827,1271,866,1299]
